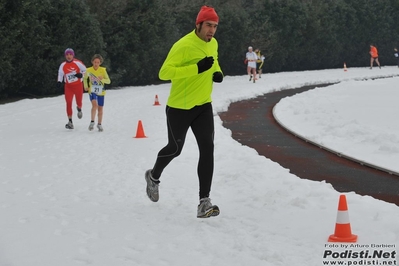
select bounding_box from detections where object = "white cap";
[248,46,253,50]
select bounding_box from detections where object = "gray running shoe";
[97,124,103,132]
[197,197,220,218]
[145,169,159,202]
[77,107,83,119]
[88,122,95,131]
[65,121,74,129]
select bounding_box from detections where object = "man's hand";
[57,81,63,90]
[213,71,223,83]
[197,56,214,74]
[74,73,83,78]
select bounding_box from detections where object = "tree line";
[1,0,399,100]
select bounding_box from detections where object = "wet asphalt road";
[218,84,399,206]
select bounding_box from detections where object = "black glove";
[213,71,223,83]
[57,81,62,90]
[197,56,214,74]
[74,73,83,78]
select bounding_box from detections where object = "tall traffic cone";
[153,95,161,106]
[328,194,358,242]
[344,62,348,72]
[134,120,147,138]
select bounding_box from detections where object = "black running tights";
[152,103,214,199]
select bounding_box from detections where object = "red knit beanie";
[196,6,219,25]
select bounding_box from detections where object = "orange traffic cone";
[153,95,161,106]
[328,194,357,242]
[134,120,147,138]
[344,62,348,72]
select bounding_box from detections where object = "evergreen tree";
[3,0,399,101]
[0,0,103,99]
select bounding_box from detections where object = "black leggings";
[152,103,214,199]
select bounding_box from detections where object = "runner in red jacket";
[57,48,86,129]
[369,44,381,69]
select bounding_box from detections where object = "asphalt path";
[218,84,399,206]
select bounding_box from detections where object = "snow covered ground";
[1,66,399,265]
[274,76,399,175]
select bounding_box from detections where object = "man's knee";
[164,141,184,158]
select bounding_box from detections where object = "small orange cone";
[134,120,147,138]
[153,95,161,106]
[344,62,348,72]
[328,194,357,242]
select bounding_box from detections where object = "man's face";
[196,21,218,42]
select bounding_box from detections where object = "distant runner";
[84,54,111,132]
[57,48,86,129]
[246,46,258,82]
[369,44,381,69]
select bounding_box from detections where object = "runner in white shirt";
[246,46,258,83]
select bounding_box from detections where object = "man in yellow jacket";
[145,5,223,218]
[255,48,265,78]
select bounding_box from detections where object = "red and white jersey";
[57,59,86,85]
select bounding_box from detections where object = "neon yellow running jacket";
[159,30,222,110]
